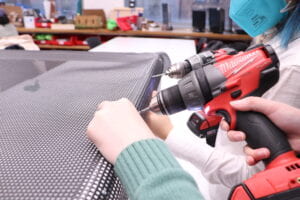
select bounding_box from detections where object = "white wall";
[83,0,124,16]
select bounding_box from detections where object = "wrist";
[161,124,173,140]
[112,130,155,164]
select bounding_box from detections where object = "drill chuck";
[145,85,186,115]
[164,48,237,79]
[148,68,210,115]
[165,61,191,79]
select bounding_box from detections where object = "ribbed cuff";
[115,139,181,197]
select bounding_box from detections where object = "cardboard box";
[2,6,23,27]
[75,15,105,29]
[51,24,75,30]
[82,9,106,25]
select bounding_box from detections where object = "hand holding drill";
[223,97,300,165]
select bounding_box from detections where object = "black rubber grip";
[236,111,292,165]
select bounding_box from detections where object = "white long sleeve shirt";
[165,35,300,199]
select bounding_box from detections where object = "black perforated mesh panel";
[0,51,169,199]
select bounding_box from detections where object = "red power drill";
[152,48,237,145]
[142,45,300,199]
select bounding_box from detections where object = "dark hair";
[280,2,300,47]
[0,14,9,25]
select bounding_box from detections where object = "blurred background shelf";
[37,44,90,50]
[17,27,251,41]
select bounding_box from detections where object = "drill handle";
[236,111,292,166]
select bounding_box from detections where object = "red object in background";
[35,22,51,28]
[35,17,52,28]
[51,36,76,46]
[117,15,138,31]
[34,18,58,28]
[35,40,51,45]
[35,35,89,46]
[74,35,89,46]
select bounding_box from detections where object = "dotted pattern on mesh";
[0,51,169,199]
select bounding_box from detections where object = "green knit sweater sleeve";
[114,139,204,200]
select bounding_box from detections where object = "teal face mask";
[229,0,288,37]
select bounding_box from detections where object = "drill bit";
[152,73,166,78]
[139,95,162,115]
[152,61,187,79]
[139,107,151,115]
